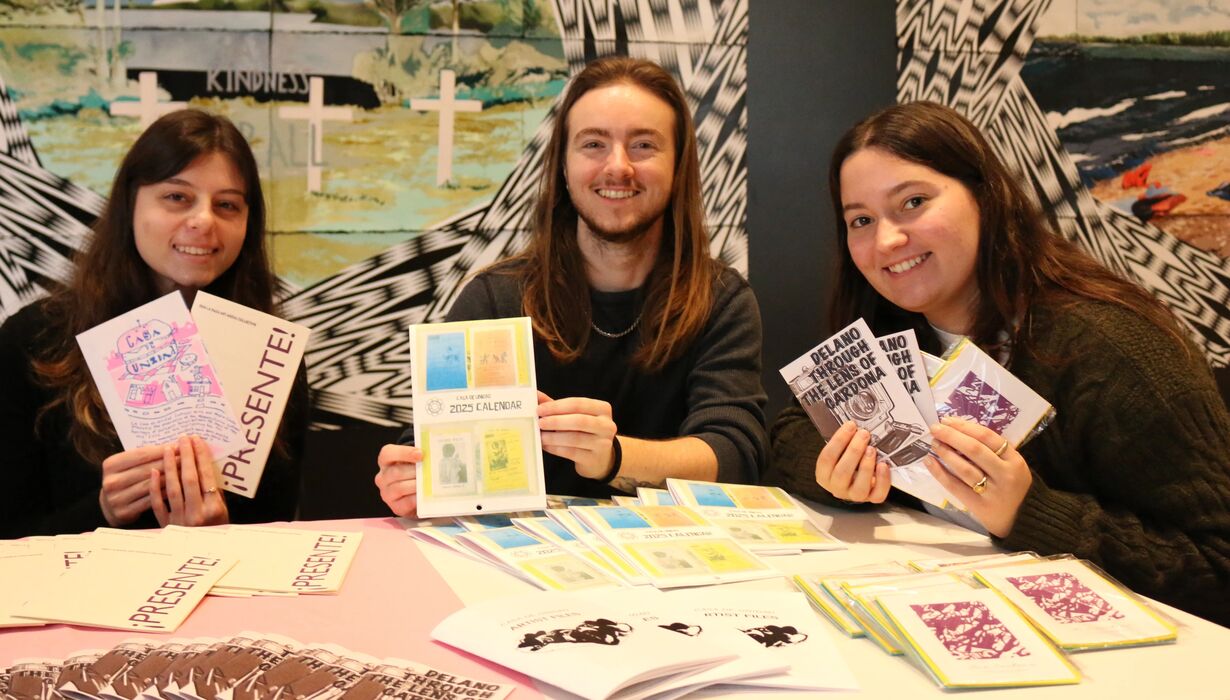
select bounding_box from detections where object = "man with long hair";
[376,56,768,510]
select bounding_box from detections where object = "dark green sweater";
[765,302,1230,626]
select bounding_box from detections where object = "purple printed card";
[77,292,243,459]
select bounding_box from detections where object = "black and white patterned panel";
[282,0,751,427]
[896,0,1230,366]
[0,76,105,323]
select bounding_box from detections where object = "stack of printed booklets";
[793,552,1178,689]
[0,526,362,632]
[404,481,844,591]
[0,632,513,700]
[432,587,860,699]
[780,318,1056,511]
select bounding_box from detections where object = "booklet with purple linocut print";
[779,318,960,509]
[929,338,1055,449]
[971,558,1177,651]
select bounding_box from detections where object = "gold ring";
[971,475,989,494]
[993,439,1010,458]
[205,487,219,495]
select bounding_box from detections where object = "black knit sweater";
[765,301,1230,626]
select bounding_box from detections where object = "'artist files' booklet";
[14,547,235,632]
[409,317,546,518]
[431,589,736,700]
[664,479,843,554]
[76,291,245,462]
[190,292,309,498]
[875,587,1081,689]
[971,558,1177,650]
[930,337,1055,449]
[658,589,860,692]
[780,318,959,509]
[453,526,620,592]
[566,505,777,588]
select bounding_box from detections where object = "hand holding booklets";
[75,291,309,498]
[780,319,1055,512]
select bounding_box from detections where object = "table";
[2,504,1227,699]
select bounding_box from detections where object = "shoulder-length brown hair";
[34,108,276,465]
[510,55,715,372]
[826,100,1185,361]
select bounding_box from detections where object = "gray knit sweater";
[765,301,1230,626]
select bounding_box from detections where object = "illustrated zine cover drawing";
[191,292,310,498]
[875,587,1079,689]
[76,292,243,460]
[780,318,959,509]
[930,338,1055,449]
[877,329,939,425]
[431,589,736,700]
[972,558,1177,650]
[409,317,545,518]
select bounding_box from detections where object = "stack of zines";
[0,632,512,700]
[793,552,1178,689]
[0,525,363,632]
[404,482,844,590]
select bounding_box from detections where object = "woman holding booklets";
[0,109,308,539]
[765,101,1230,625]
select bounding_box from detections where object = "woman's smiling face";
[840,146,982,333]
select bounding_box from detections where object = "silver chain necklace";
[590,311,643,339]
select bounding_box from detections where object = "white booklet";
[567,505,777,588]
[15,547,235,632]
[780,318,960,508]
[664,479,843,553]
[191,292,309,497]
[409,317,546,517]
[431,589,735,700]
[930,337,1055,448]
[76,291,244,461]
[657,589,860,692]
[972,558,1177,650]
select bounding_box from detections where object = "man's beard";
[576,203,668,246]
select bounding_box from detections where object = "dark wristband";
[598,436,622,483]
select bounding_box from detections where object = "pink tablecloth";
[0,518,541,699]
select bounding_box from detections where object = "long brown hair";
[826,100,1185,361]
[33,109,276,465]
[511,55,715,372]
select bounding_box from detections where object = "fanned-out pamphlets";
[780,318,959,508]
[409,317,546,518]
[972,558,1177,650]
[930,338,1055,448]
[512,516,627,582]
[664,479,843,554]
[190,292,309,497]
[76,292,245,464]
[0,634,514,700]
[0,544,53,627]
[431,589,736,700]
[792,561,915,638]
[543,510,649,586]
[877,330,939,425]
[566,506,776,588]
[14,546,235,632]
[876,587,1080,689]
[636,488,675,506]
[454,526,619,591]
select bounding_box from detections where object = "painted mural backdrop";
[897,0,1230,369]
[0,0,749,428]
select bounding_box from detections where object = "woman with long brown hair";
[765,101,1230,625]
[375,56,768,510]
[0,109,308,538]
